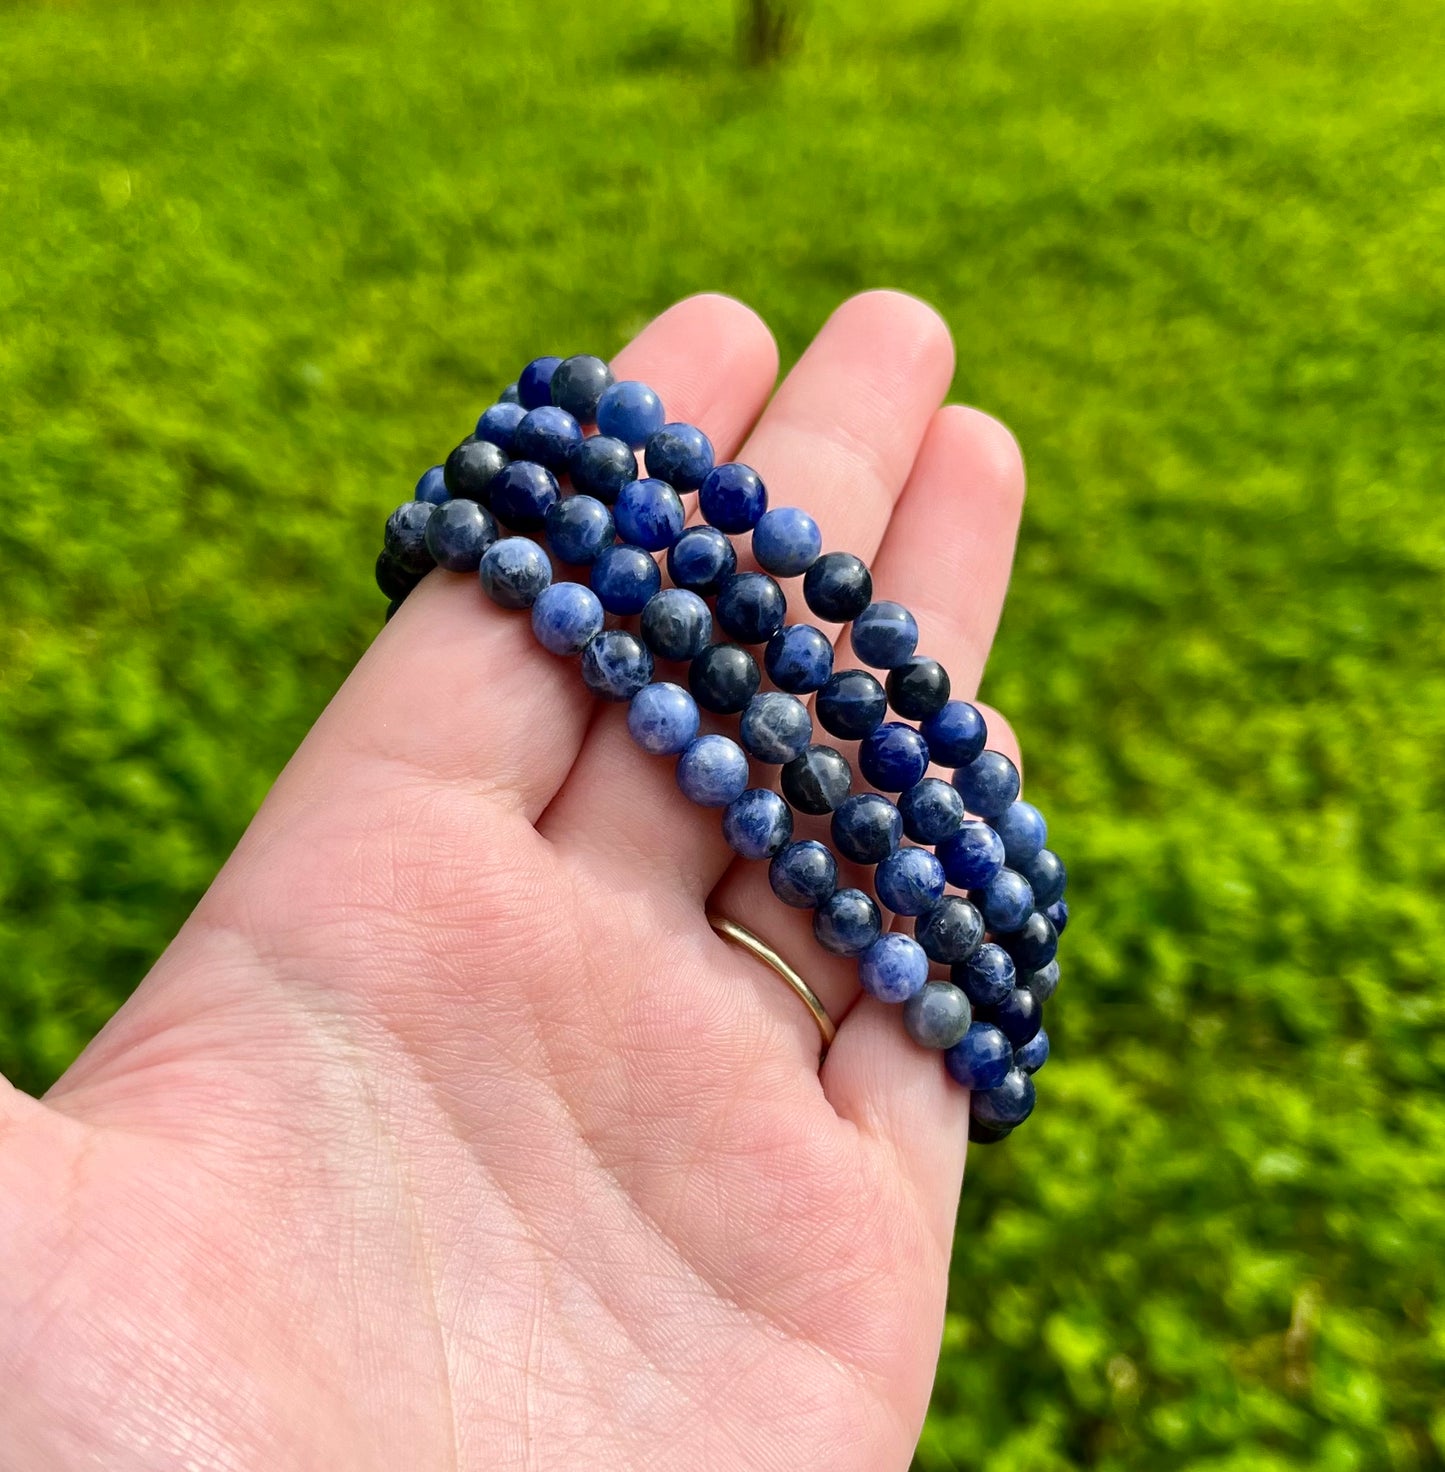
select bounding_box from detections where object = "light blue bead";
[769,840,838,908]
[627,682,700,755]
[763,624,834,693]
[972,867,1035,932]
[596,380,665,448]
[953,749,1021,818]
[413,465,449,504]
[849,600,919,668]
[858,933,929,1003]
[644,422,715,491]
[752,506,822,577]
[615,477,686,551]
[991,800,1047,866]
[875,846,947,916]
[530,581,604,656]
[544,494,615,566]
[676,734,749,807]
[479,536,551,609]
[722,789,794,860]
[739,691,813,763]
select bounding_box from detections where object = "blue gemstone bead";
[886,657,951,720]
[769,840,838,909]
[615,478,686,551]
[813,887,883,956]
[953,750,1021,818]
[518,356,563,410]
[716,572,786,644]
[1020,849,1067,909]
[903,981,973,1050]
[991,800,1048,867]
[1022,960,1059,1003]
[640,588,712,661]
[384,500,436,572]
[859,722,931,792]
[644,422,715,491]
[667,525,737,595]
[698,462,767,533]
[972,867,1035,932]
[875,846,947,916]
[850,601,919,669]
[499,382,521,406]
[530,581,605,655]
[549,354,613,422]
[545,494,615,566]
[998,910,1058,971]
[971,1068,1036,1127]
[803,551,872,622]
[831,792,902,865]
[981,985,1042,1047]
[479,536,551,609]
[689,644,761,713]
[596,380,665,448]
[445,439,509,504]
[740,691,813,764]
[489,461,560,531]
[944,1022,1013,1091]
[858,933,929,1003]
[580,630,654,701]
[1045,899,1069,935]
[919,700,987,768]
[815,669,888,740]
[590,543,661,615]
[952,943,1016,1007]
[676,734,749,808]
[722,788,794,861]
[376,550,422,601]
[898,778,965,845]
[780,744,852,815]
[476,401,527,454]
[937,820,1007,890]
[914,894,985,965]
[569,435,638,504]
[414,465,449,505]
[764,624,834,693]
[513,406,583,474]
[752,507,822,577]
[425,498,499,572]
[1015,1028,1050,1075]
[627,682,700,755]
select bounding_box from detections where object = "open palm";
[0,292,1027,1471]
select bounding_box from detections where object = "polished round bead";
[803,551,872,623]
[875,846,946,916]
[769,840,837,909]
[476,401,527,454]
[425,498,498,572]
[972,867,1035,933]
[644,422,715,491]
[1021,960,1059,1004]
[517,356,563,410]
[549,354,613,422]
[937,820,1007,890]
[813,887,883,957]
[915,894,985,965]
[513,406,583,474]
[944,1022,1013,1091]
[952,943,1016,1007]
[969,1117,1014,1144]
[739,691,812,764]
[1020,848,1067,910]
[385,500,436,573]
[920,700,987,767]
[815,669,887,740]
[615,477,685,551]
[530,581,605,655]
[479,536,551,609]
[489,461,560,532]
[781,744,852,815]
[764,624,834,693]
[698,462,767,532]
[850,601,919,668]
[722,789,794,861]
[596,380,665,448]
[831,792,902,865]
[1015,1028,1050,1075]
[716,572,786,644]
[688,643,761,714]
[544,494,615,566]
[590,543,661,615]
[667,525,737,595]
[859,722,930,792]
[752,507,822,577]
[569,434,638,504]
[1045,898,1069,936]
[898,778,965,845]
[414,465,449,505]
[903,982,973,1050]
[991,800,1047,867]
[498,382,521,406]
[444,438,509,504]
[971,1068,1036,1127]
[640,588,713,661]
[375,549,422,601]
[627,682,700,755]
[858,933,929,1003]
[581,630,654,701]
[981,985,1042,1047]
[953,750,1021,818]
[886,658,951,720]
[998,910,1058,972]
[676,734,749,807]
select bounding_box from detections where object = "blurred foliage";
[1,0,1443,1465]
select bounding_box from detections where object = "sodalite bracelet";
[377,353,1068,1146]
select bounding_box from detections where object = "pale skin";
[0,292,1028,1471]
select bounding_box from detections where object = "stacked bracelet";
[375,353,1068,1145]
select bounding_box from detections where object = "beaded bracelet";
[375,352,1068,1145]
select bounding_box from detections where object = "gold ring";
[707,914,837,1055]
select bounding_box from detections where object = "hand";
[0,292,1025,1471]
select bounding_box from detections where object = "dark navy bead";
[445,438,509,504]
[698,462,767,533]
[489,461,560,532]
[903,982,972,1050]
[944,1022,1013,1091]
[919,700,987,768]
[831,792,902,864]
[640,588,712,661]
[581,630,654,701]
[813,887,883,957]
[375,549,422,601]
[498,381,521,406]
[1020,849,1067,910]
[898,778,965,844]
[780,744,852,815]
[859,722,930,792]
[716,572,786,644]
[997,911,1058,972]
[914,895,985,965]
[644,422,715,491]
[1021,960,1059,1003]
[971,1068,1036,1127]
[596,380,665,448]
[384,500,436,572]
[590,543,661,615]
[952,943,1016,1007]
[953,750,1021,818]
[752,507,822,577]
[530,581,605,656]
[513,406,583,474]
[803,552,872,622]
[667,525,737,595]
[722,789,793,861]
[859,933,929,1003]
[981,985,1042,1047]
[518,356,563,410]
[414,465,449,505]
[739,691,812,764]
[676,734,749,807]
[627,682,700,755]
[479,536,551,609]
[850,601,919,668]
[886,658,951,720]
[764,624,834,693]
[769,840,837,909]
[1015,1028,1050,1075]
[476,401,527,454]
[549,354,613,422]
[569,434,638,504]
[544,494,615,566]
[815,669,887,741]
[425,498,498,572]
[969,1117,1014,1145]
[937,821,1007,890]
[688,644,761,714]
[615,478,685,551]
[991,800,1047,867]
[972,867,1035,933]
[1045,899,1069,936]
[876,846,947,916]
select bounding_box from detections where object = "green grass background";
[2,0,1443,1464]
